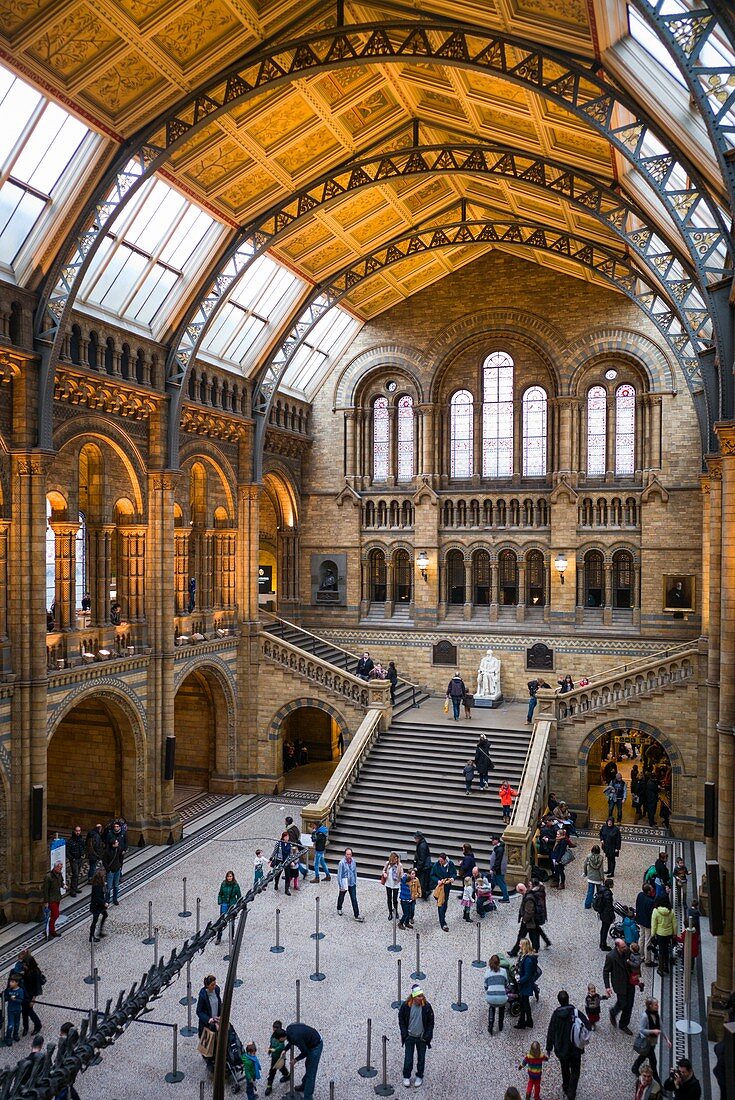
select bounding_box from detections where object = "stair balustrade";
[260,631,391,712]
[301,709,384,834]
[502,717,552,887]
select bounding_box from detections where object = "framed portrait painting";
[662,574,695,613]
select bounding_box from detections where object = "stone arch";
[173,655,237,778]
[178,441,237,520]
[267,696,350,752]
[46,679,147,825]
[51,417,146,517]
[333,345,428,408]
[565,330,675,395]
[578,718,683,775]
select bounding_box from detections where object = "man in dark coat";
[85,823,104,883]
[663,1058,702,1099]
[546,990,589,1100]
[356,652,374,680]
[445,672,466,721]
[645,773,660,827]
[398,987,434,1088]
[68,825,85,896]
[635,882,657,966]
[603,938,634,1033]
[595,878,615,951]
[413,831,431,901]
[599,818,621,877]
[474,734,493,789]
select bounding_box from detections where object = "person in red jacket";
[499,781,519,824]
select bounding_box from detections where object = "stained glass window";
[450,390,473,479]
[373,396,390,480]
[615,384,636,476]
[587,385,607,477]
[397,395,414,482]
[482,352,514,477]
[522,386,547,477]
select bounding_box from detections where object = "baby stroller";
[609,901,639,945]
[225,1024,247,1093]
[499,956,538,1017]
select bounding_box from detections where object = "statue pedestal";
[474,694,503,709]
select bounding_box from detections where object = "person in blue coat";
[515,939,541,1030]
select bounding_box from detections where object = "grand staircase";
[325,708,532,878]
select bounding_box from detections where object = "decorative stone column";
[89,523,114,626]
[705,459,721,867]
[50,521,78,630]
[489,561,498,622]
[344,410,356,483]
[420,404,435,482]
[173,530,189,614]
[0,521,8,641]
[117,525,146,623]
[463,556,473,621]
[515,561,526,623]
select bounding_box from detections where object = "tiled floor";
[8,799,707,1099]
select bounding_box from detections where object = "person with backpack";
[593,878,615,951]
[446,671,467,721]
[546,989,590,1100]
[474,734,494,789]
[309,822,331,882]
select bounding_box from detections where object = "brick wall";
[173,676,214,786]
[48,702,121,828]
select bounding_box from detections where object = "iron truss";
[34,20,733,447]
[245,215,710,475]
[164,141,711,396]
[628,0,735,208]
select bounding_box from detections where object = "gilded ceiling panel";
[246,94,317,151]
[400,178,455,213]
[0,0,46,36]
[326,189,386,228]
[111,0,169,27]
[338,87,400,137]
[350,284,403,316]
[218,168,281,214]
[511,0,589,29]
[272,126,342,177]
[183,139,248,191]
[298,238,353,275]
[152,0,243,66]
[82,49,164,115]
[462,71,530,106]
[25,3,120,79]
[347,207,405,246]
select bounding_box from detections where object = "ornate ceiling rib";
[33,20,733,449]
[164,139,711,391]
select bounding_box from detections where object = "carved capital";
[150,473,177,492]
[715,421,735,456]
[706,454,722,480]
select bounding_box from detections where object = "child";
[674,856,690,908]
[499,781,519,825]
[264,1022,289,1096]
[584,983,607,1030]
[408,867,421,922]
[519,1040,548,1100]
[460,875,473,922]
[254,849,268,888]
[463,690,473,720]
[242,1040,262,1099]
[398,871,412,929]
[4,975,23,1046]
[628,942,644,992]
[622,906,639,946]
[462,759,475,796]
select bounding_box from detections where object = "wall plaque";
[526,642,554,671]
[432,640,458,667]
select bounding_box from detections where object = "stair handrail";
[502,716,552,885]
[259,630,391,712]
[300,708,383,833]
[260,610,425,693]
[549,638,696,695]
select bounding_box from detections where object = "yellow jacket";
[651,905,676,937]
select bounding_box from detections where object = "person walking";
[462,759,476,795]
[484,954,509,1034]
[594,877,616,951]
[635,882,657,967]
[387,660,398,706]
[284,1022,323,1100]
[336,848,364,921]
[310,822,331,882]
[446,671,466,721]
[381,851,403,921]
[474,734,494,789]
[196,975,221,1066]
[600,818,622,878]
[546,990,590,1100]
[611,772,627,822]
[489,836,510,903]
[499,781,518,824]
[632,997,669,1082]
[531,877,552,949]
[43,861,64,938]
[583,845,605,909]
[526,677,548,724]
[635,1064,662,1099]
[85,823,104,884]
[604,938,635,1034]
[216,870,242,944]
[644,773,660,828]
[3,974,23,1046]
[89,867,108,942]
[463,686,473,720]
[429,852,457,931]
[413,831,432,901]
[550,829,574,889]
[285,816,309,881]
[17,951,43,1036]
[458,842,477,881]
[519,1041,548,1100]
[103,839,123,906]
[510,883,540,954]
[67,825,85,897]
[663,1058,702,1099]
[398,985,434,1088]
[651,897,676,976]
[515,938,540,1029]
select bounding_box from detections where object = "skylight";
[280,306,362,395]
[0,64,91,269]
[627,7,687,88]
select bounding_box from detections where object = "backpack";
[572,1009,592,1050]
[592,891,605,914]
[644,865,657,884]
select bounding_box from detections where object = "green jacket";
[42,869,63,904]
[217,879,242,906]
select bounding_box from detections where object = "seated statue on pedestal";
[476,648,502,700]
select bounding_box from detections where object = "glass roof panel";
[279,306,362,395]
[627,7,687,88]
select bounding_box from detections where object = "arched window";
[397,395,414,482]
[45,499,56,620]
[482,351,514,478]
[446,549,465,604]
[450,390,473,479]
[613,549,634,609]
[527,549,545,606]
[587,386,607,477]
[498,548,518,605]
[76,511,87,610]
[393,549,412,604]
[584,549,605,607]
[522,386,547,476]
[473,549,491,605]
[368,549,387,603]
[373,396,389,481]
[615,384,636,476]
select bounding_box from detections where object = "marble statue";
[476,648,502,699]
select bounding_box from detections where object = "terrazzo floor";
[7,800,706,1100]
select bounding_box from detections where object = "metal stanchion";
[358,1017,378,1078]
[374,1035,394,1097]
[411,932,425,981]
[390,958,402,1009]
[179,876,192,918]
[200,1082,205,1100]
[196,897,201,936]
[84,938,99,986]
[676,919,703,1036]
[271,908,285,954]
[330,1082,335,1100]
[310,922,325,981]
[153,927,159,967]
[142,899,154,944]
[165,1024,185,1083]
[311,895,325,941]
[472,921,485,968]
[451,959,468,1012]
[388,909,401,953]
[180,958,195,1006]
[296,978,301,1023]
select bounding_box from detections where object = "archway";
[259,470,299,612]
[48,695,138,832]
[582,721,674,829]
[173,668,231,797]
[271,699,348,794]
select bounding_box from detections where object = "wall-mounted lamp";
[417,551,429,582]
[554,553,568,586]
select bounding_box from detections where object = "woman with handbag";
[632,997,669,1082]
[550,830,574,889]
[381,851,403,921]
[514,938,540,1029]
[196,975,221,1065]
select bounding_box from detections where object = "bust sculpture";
[476,648,502,699]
